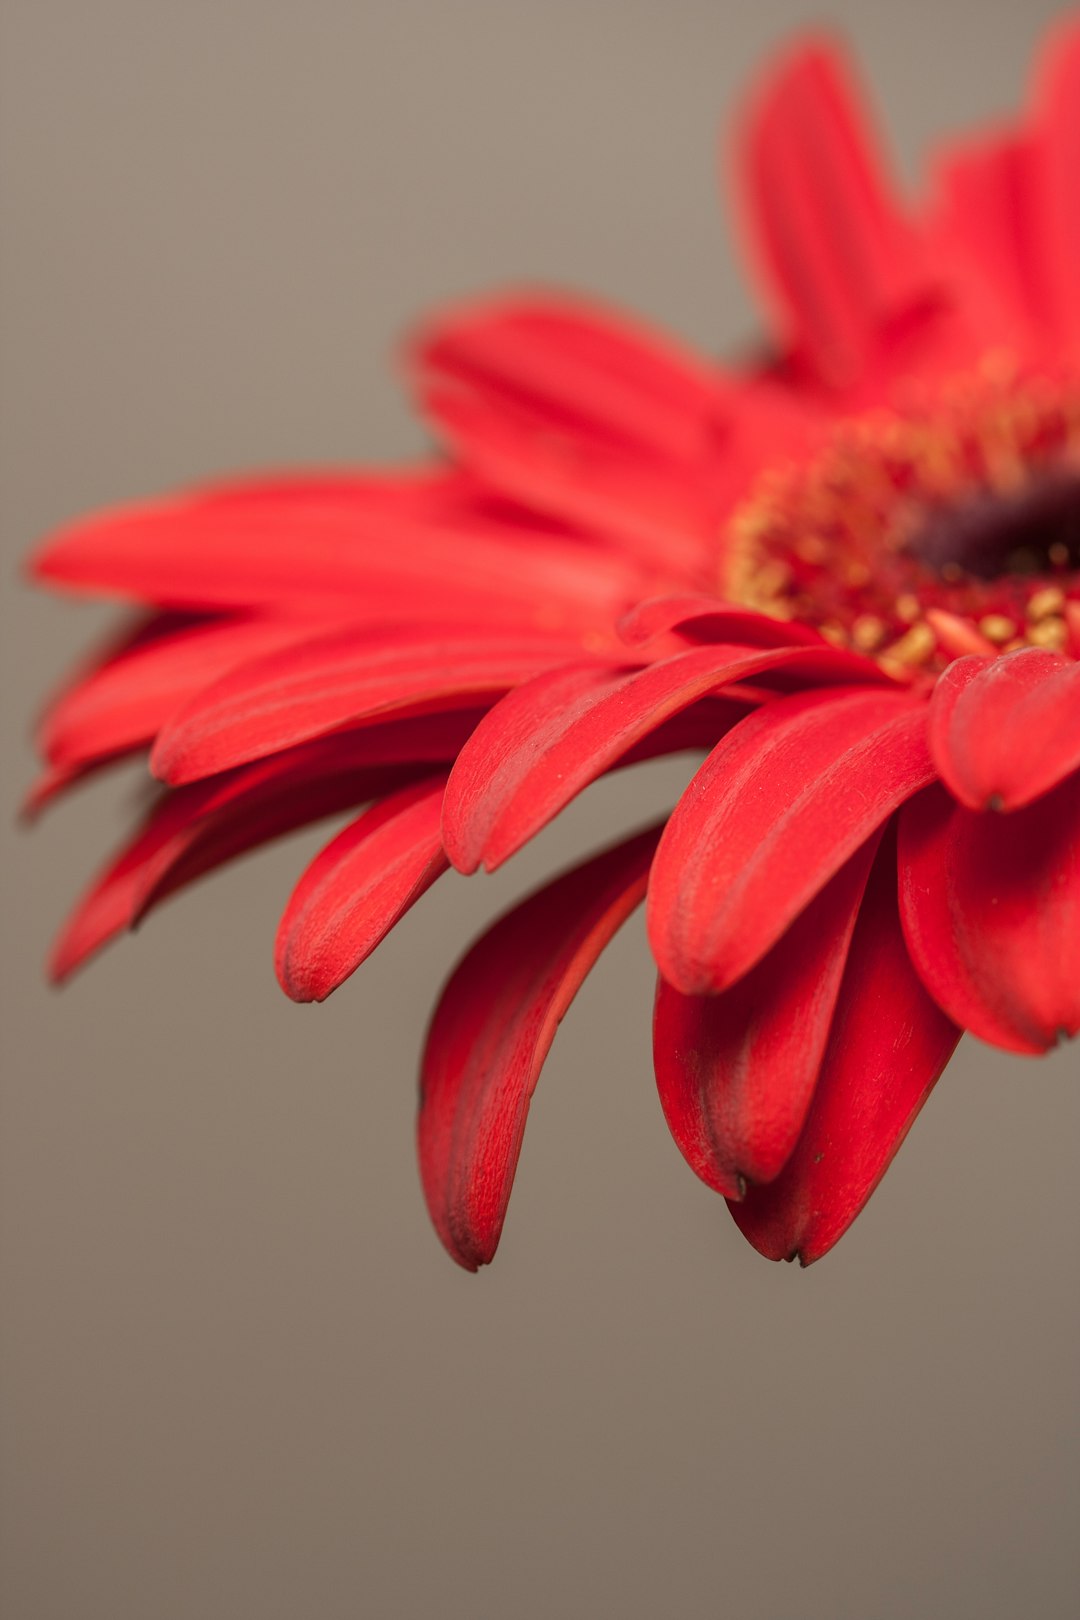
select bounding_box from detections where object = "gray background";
[2,3,1077,1617]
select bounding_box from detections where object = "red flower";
[29,26,1080,1270]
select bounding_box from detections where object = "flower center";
[724,365,1080,675]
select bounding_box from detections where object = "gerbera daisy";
[28,24,1080,1272]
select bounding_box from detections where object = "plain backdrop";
[1,3,1077,1618]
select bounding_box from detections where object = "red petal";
[275,777,449,1002]
[934,132,1045,344]
[929,649,1080,812]
[443,642,889,875]
[151,631,580,785]
[653,836,878,1197]
[899,777,1080,1053]
[38,615,320,768]
[417,825,660,1270]
[31,480,638,625]
[618,595,826,650]
[731,842,961,1263]
[49,713,481,980]
[1032,19,1080,354]
[648,686,934,994]
[735,39,934,385]
[421,384,713,576]
[412,293,718,461]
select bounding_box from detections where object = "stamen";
[722,365,1080,675]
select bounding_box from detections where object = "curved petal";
[898,777,1080,1053]
[417,825,661,1271]
[653,834,878,1197]
[617,595,826,651]
[444,643,896,875]
[275,776,449,1003]
[928,649,1080,812]
[411,292,719,459]
[734,38,935,386]
[49,713,481,981]
[648,686,934,994]
[151,631,582,785]
[731,840,961,1263]
[39,615,322,769]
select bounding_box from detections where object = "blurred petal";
[32,477,640,625]
[1032,18,1080,353]
[735,38,935,384]
[934,133,1045,344]
[419,384,714,574]
[412,293,719,458]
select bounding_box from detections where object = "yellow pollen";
[1027,585,1066,620]
[1027,617,1067,650]
[978,614,1018,644]
[851,614,886,651]
[881,623,936,667]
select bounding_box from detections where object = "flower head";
[29,25,1080,1270]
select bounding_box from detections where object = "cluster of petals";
[29,22,1080,1270]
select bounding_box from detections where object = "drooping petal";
[653,834,878,1197]
[898,777,1080,1053]
[275,776,450,1003]
[735,38,935,386]
[648,686,934,994]
[731,841,961,1263]
[50,713,481,980]
[417,825,661,1271]
[928,648,1080,812]
[151,630,584,785]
